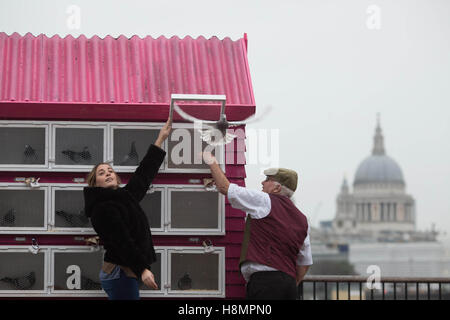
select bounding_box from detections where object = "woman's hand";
[141,269,158,290]
[154,117,172,148]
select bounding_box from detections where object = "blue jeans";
[100,266,140,300]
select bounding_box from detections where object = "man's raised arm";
[202,152,230,196]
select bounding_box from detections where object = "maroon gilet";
[239,193,309,279]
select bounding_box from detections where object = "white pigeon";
[173,103,271,146]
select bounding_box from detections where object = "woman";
[83,118,172,300]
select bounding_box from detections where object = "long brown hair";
[86,163,122,187]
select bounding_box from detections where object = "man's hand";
[201,151,229,195]
[154,117,172,148]
[202,151,218,165]
[296,265,310,286]
[141,269,158,290]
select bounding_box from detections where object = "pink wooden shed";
[0,32,256,299]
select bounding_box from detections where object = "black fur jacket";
[83,144,166,278]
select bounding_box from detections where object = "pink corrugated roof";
[0,32,255,110]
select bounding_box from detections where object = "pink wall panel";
[225,285,246,299]
[226,271,246,285]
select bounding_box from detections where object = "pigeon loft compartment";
[0,248,46,294]
[51,248,104,294]
[52,124,105,169]
[52,187,93,231]
[0,187,47,232]
[111,125,160,168]
[168,248,224,295]
[167,186,224,234]
[0,125,48,169]
[166,127,224,171]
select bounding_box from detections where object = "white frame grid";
[50,185,94,233]
[166,185,225,235]
[49,246,105,296]
[0,122,49,169]
[165,122,225,173]
[0,120,226,174]
[0,183,223,236]
[166,246,225,297]
[0,246,49,296]
[0,184,49,233]
[0,246,225,298]
[50,122,108,170]
[109,124,164,172]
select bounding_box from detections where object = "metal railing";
[298,276,450,300]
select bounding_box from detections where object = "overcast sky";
[1,0,449,239]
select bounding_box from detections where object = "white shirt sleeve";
[227,183,271,219]
[297,225,313,266]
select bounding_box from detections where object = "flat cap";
[263,168,298,192]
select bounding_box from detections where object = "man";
[202,152,312,300]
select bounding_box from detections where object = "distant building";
[311,116,440,277]
[331,116,420,242]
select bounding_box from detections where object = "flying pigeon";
[0,271,36,290]
[119,141,139,166]
[173,103,271,146]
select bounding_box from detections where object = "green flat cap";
[263,168,298,192]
